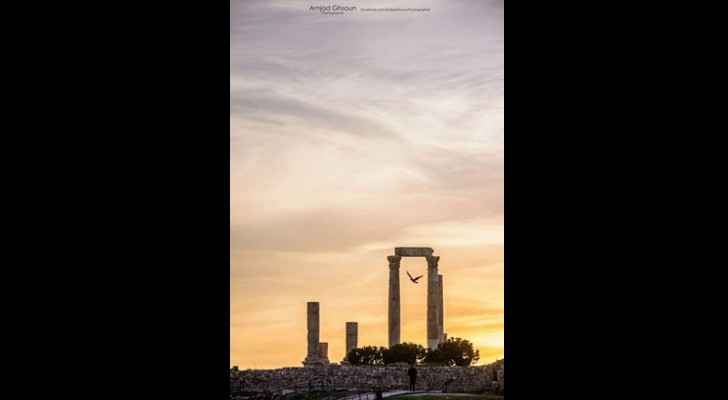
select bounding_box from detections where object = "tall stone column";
[345,322,358,356]
[438,273,444,343]
[426,255,440,349]
[388,255,401,348]
[303,301,323,366]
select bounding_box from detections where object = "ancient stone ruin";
[236,246,504,396]
[231,360,505,395]
[389,247,445,349]
[304,247,448,366]
[302,302,329,366]
[341,322,358,363]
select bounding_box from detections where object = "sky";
[230,0,503,369]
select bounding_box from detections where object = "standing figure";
[407,364,418,391]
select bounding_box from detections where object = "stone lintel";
[394,247,434,257]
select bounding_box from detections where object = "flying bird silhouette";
[406,271,423,284]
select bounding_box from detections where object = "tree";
[346,346,385,365]
[382,342,427,365]
[423,337,480,366]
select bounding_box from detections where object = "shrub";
[423,337,480,366]
[346,346,385,365]
[382,342,427,365]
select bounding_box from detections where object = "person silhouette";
[407,364,417,391]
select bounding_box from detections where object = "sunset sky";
[230,0,503,369]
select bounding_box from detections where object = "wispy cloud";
[231,0,503,368]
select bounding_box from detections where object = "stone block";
[394,247,434,257]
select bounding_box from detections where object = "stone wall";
[230,360,504,395]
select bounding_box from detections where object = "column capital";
[387,255,402,264]
[426,255,440,267]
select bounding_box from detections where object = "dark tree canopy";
[346,346,385,365]
[347,338,480,367]
[423,337,480,366]
[382,342,427,365]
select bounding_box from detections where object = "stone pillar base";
[302,356,329,367]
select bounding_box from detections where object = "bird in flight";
[406,271,423,284]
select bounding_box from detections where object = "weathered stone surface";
[394,247,433,257]
[308,303,319,355]
[426,256,440,349]
[438,274,444,343]
[345,322,358,358]
[389,249,444,349]
[303,302,327,366]
[387,256,401,348]
[317,342,329,362]
[230,360,504,394]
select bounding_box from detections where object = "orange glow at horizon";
[231,242,503,369]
